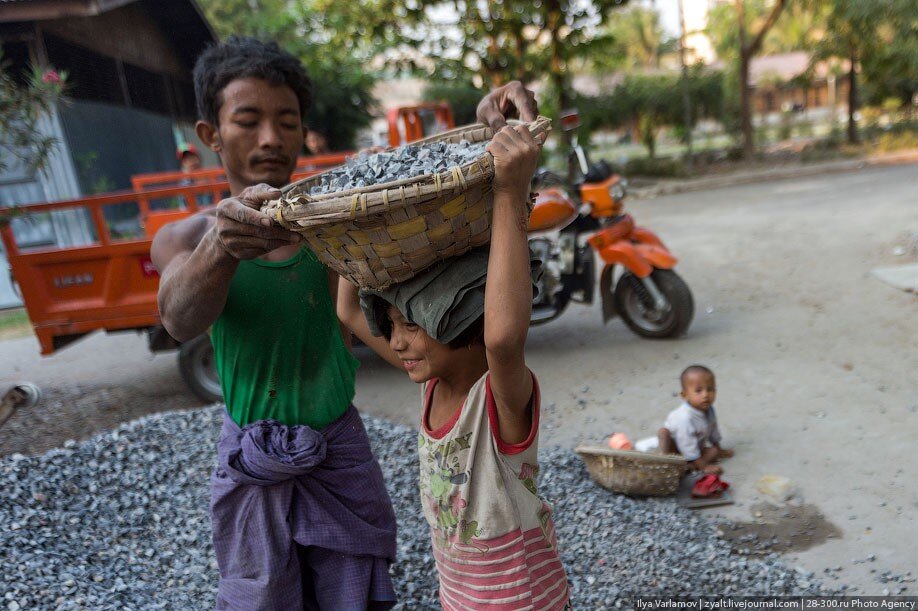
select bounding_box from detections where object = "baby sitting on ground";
[658,365,734,474]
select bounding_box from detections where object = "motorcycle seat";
[583,160,612,183]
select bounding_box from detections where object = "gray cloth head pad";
[358,247,543,345]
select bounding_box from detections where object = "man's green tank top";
[211,247,359,428]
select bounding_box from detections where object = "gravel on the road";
[0,406,847,610]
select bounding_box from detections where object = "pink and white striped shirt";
[418,372,570,610]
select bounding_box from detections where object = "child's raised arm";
[336,276,404,370]
[483,125,545,443]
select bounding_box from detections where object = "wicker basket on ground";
[261,116,552,291]
[575,444,686,497]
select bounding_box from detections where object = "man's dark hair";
[193,36,312,126]
[372,302,485,350]
[680,364,714,387]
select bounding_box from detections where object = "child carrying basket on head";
[338,124,571,610]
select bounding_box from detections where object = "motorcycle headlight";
[608,182,626,201]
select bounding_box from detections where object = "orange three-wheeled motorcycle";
[526,111,694,338]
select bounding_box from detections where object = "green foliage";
[354,0,633,126]
[706,0,812,64]
[0,308,31,340]
[200,1,639,144]
[707,0,916,148]
[623,156,687,178]
[872,129,918,153]
[805,0,916,141]
[0,54,68,173]
[423,80,484,126]
[300,57,378,151]
[816,0,917,108]
[575,69,724,158]
[422,0,630,88]
[593,4,672,72]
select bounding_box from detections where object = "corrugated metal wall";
[59,99,178,193]
[0,102,88,308]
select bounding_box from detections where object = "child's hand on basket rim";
[487,124,546,203]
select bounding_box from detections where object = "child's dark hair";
[372,302,485,350]
[680,364,714,387]
[193,36,312,126]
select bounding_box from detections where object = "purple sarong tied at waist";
[221,418,327,486]
[211,406,397,611]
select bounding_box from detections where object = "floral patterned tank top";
[418,372,570,610]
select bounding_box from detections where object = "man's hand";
[702,464,724,475]
[213,183,301,260]
[477,81,538,131]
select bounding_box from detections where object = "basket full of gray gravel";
[0,406,848,610]
[261,117,551,290]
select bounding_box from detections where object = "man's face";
[204,77,304,189]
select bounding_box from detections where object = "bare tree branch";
[746,0,786,56]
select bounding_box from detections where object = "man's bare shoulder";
[163,209,215,246]
[151,209,216,271]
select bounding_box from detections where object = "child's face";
[387,306,452,383]
[681,371,717,411]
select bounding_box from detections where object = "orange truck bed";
[0,183,215,354]
[1,155,347,355]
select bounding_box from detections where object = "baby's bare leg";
[658,428,679,455]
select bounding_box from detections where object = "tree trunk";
[847,48,859,145]
[734,0,785,160]
[739,51,755,160]
[678,0,693,170]
[546,1,572,147]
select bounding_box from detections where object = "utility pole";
[678,0,694,171]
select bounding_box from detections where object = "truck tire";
[178,334,223,404]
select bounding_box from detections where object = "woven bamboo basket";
[575,445,686,497]
[261,116,552,290]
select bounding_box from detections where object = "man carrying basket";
[151,35,538,610]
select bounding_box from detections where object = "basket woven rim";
[280,115,552,202]
[575,444,687,465]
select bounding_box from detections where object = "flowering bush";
[0,54,69,173]
[41,70,61,85]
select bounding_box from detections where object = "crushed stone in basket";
[307,140,489,195]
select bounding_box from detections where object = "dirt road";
[3,164,916,594]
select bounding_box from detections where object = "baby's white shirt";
[663,402,722,462]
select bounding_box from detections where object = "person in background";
[178,143,203,173]
[305,129,330,155]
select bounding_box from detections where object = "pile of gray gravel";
[307,140,488,195]
[1,406,846,610]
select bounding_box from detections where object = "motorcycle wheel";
[614,269,694,338]
[178,334,223,404]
